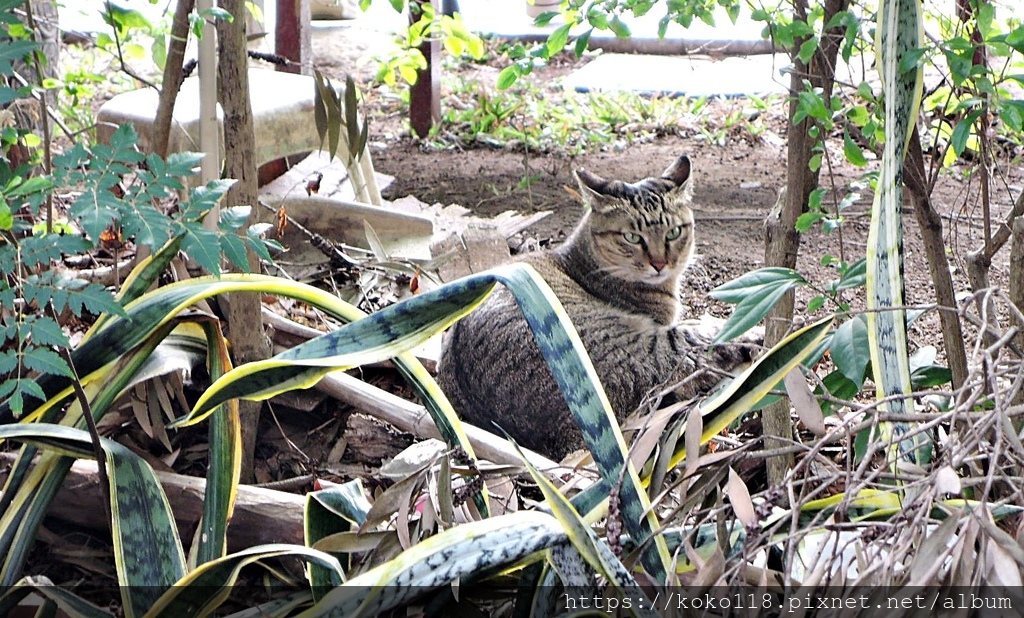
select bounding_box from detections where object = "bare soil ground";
[352,63,1024,359]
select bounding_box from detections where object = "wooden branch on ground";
[316,371,560,472]
[0,452,305,550]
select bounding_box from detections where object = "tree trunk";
[152,0,195,159]
[217,0,272,482]
[904,127,969,389]
[761,0,849,490]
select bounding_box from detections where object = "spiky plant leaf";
[866,0,925,464]
[0,424,186,617]
[147,544,343,617]
[509,437,657,616]
[186,265,671,578]
[300,512,568,617]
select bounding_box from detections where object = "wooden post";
[409,0,441,138]
[275,0,311,74]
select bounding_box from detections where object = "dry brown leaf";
[684,406,703,477]
[986,539,1024,586]
[909,515,958,585]
[933,465,962,496]
[726,467,757,528]
[783,368,825,436]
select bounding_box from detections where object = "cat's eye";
[623,231,643,244]
[665,225,684,241]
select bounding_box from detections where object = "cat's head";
[574,155,695,285]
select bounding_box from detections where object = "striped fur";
[437,155,753,459]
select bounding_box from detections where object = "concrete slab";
[260,195,434,263]
[260,150,394,202]
[96,69,323,167]
[562,53,791,97]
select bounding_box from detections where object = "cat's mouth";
[641,269,676,284]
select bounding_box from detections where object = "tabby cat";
[436,155,753,459]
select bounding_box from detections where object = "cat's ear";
[660,155,693,201]
[574,168,621,213]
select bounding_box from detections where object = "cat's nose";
[650,260,667,273]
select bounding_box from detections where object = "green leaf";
[546,24,571,57]
[218,205,252,232]
[66,280,124,317]
[186,321,235,568]
[588,10,608,29]
[795,212,825,233]
[164,151,204,177]
[843,129,868,166]
[312,70,329,151]
[809,153,822,172]
[22,316,69,348]
[798,36,819,64]
[70,190,121,244]
[898,47,927,74]
[306,481,369,598]
[831,316,869,386]
[8,176,51,197]
[219,233,250,272]
[821,368,860,402]
[0,39,37,72]
[185,179,235,219]
[497,66,519,90]
[104,4,153,32]
[305,512,566,617]
[21,348,73,378]
[911,365,952,388]
[107,124,144,161]
[1006,25,1024,54]
[345,75,361,162]
[181,224,223,275]
[950,110,982,157]
[122,203,172,249]
[713,280,799,343]
[709,267,806,304]
[608,15,631,38]
[573,29,592,57]
[680,317,834,462]
[200,6,234,22]
[836,258,867,291]
[106,439,187,615]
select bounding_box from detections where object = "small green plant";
[1,122,279,416]
[373,0,486,87]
